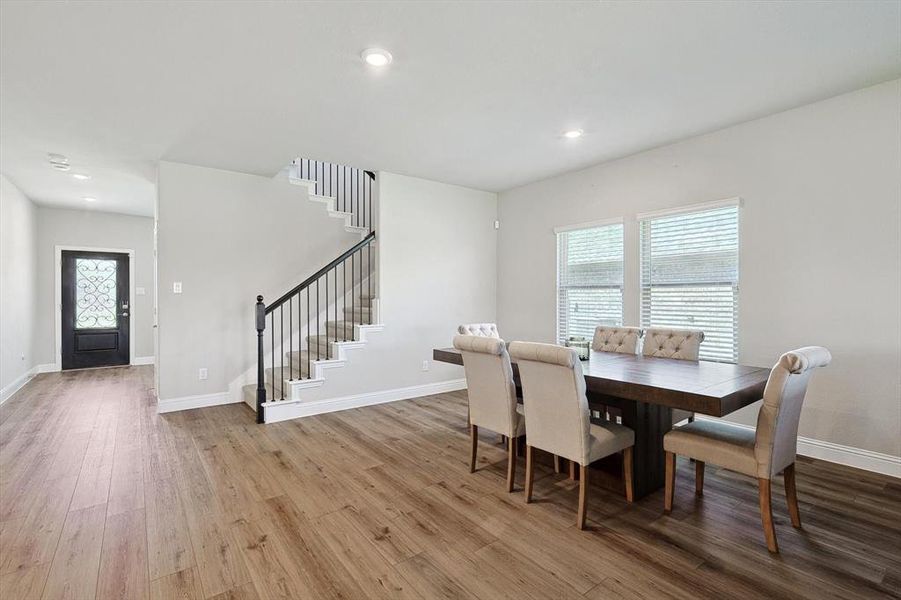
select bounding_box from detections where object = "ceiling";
[1,1,899,217]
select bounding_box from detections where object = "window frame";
[555,217,625,344]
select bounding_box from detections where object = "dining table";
[433,347,771,500]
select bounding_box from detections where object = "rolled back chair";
[453,334,523,492]
[664,346,831,552]
[592,326,642,355]
[509,341,635,529]
[642,327,705,424]
[457,323,500,338]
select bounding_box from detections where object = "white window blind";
[557,223,624,343]
[640,204,739,363]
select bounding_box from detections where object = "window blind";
[640,205,739,363]
[557,223,624,343]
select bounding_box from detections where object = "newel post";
[255,295,266,424]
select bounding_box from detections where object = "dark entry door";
[61,250,130,370]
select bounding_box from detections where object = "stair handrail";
[265,230,376,314]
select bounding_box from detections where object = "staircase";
[243,159,383,423]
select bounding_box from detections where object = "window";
[557,222,624,343]
[640,203,739,362]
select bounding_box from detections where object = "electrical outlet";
[173,282,182,294]
[421,360,429,372]
[198,367,208,380]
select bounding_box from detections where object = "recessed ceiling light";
[83,196,97,203]
[563,129,584,139]
[72,173,91,181]
[361,48,392,67]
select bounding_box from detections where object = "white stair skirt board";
[158,391,243,414]
[262,379,467,423]
[241,323,384,405]
[694,416,901,479]
[287,176,369,237]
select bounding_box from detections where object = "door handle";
[120,312,129,317]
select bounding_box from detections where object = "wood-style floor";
[1,367,899,599]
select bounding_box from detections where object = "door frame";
[55,245,136,372]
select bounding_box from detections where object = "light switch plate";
[136,287,146,296]
[173,282,182,294]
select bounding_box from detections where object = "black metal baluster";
[351,250,355,340]
[324,271,329,359]
[343,259,347,341]
[289,296,293,381]
[333,267,338,349]
[256,295,265,423]
[280,304,284,398]
[316,279,320,362]
[306,286,310,379]
[270,312,274,399]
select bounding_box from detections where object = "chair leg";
[758,478,779,553]
[577,464,589,530]
[784,463,801,528]
[664,451,675,514]
[524,445,534,503]
[553,454,561,474]
[506,435,517,493]
[569,459,578,480]
[469,424,478,473]
[695,460,705,496]
[622,446,634,503]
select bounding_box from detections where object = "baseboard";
[132,356,155,366]
[263,378,467,424]
[157,391,241,414]
[34,363,58,374]
[696,416,900,478]
[0,367,37,405]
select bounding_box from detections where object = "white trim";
[157,391,240,414]
[636,196,742,221]
[262,378,467,423]
[34,363,58,374]
[132,356,155,366]
[553,216,624,234]
[54,245,137,370]
[0,367,37,404]
[695,416,900,479]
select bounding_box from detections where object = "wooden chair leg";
[506,435,517,493]
[758,478,779,553]
[784,463,801,528]
[623,447,634,503]
[664,451,675,514]
[469,424,478,473]
[569,459,578,480]
[695,460,705,496]
[577,464,589,530]
[553,455,561,474]
[524,445,534,503]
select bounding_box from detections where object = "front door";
[61,250,130,370]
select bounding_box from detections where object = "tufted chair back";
[509,341,591,465]
[642,328,705,361]
[457,323,500,338]
[592,326,642,355]
[755,346,831,479]
[453,335,519,437]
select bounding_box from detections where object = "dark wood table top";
[433,347,770,417]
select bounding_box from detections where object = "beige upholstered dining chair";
[592,326,642,354]
[663,346,831,553]
[509,341,635,529]
[643,328,705,425]
[453,334,524,492]
[457,323,500,338]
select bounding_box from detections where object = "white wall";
[497,80,901,458]
[33,207,155,366]
[0,175,37,398]
[283,172,497,406]
[156,161,360,402]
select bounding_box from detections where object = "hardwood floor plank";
[149,567,203,600]
[145,476,195,580]
[97,508,149,600]
[41,504,106,600]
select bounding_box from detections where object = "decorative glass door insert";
[75,258,118,329]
